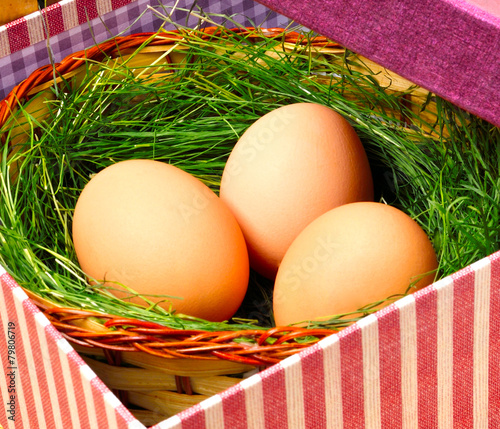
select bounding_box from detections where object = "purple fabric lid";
[255,0,500,127]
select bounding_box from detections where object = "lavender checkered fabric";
[0,0,292,100]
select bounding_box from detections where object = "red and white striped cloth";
[1,251,499,428]
[0,0,136,59]
[157,251,500,429]
[0,265,144,428]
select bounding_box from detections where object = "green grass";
[0,10,498,331]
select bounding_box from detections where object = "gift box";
[0,1,499,428]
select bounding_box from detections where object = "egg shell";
[273,202,438,326]
[220,102,373,279]
[72,159,249,322]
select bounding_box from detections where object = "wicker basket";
[0,26,436,426]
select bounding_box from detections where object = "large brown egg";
[220,103,373,279]
[273,202,438,326]
[72,159,249,322]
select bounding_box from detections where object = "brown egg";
[220,103,373,279]
[72,159,249,322]
[273,202,438,326]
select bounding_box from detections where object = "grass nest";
[0,7,498,338]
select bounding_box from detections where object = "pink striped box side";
[0,266,145,429]
[0,238,498,428]
[156,250,500,429]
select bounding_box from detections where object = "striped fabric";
[0,265,144,428]
[0,0,136,59]
[157,251,500,429]
[1,249,499,427]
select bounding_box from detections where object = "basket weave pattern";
[43,304,336,366]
